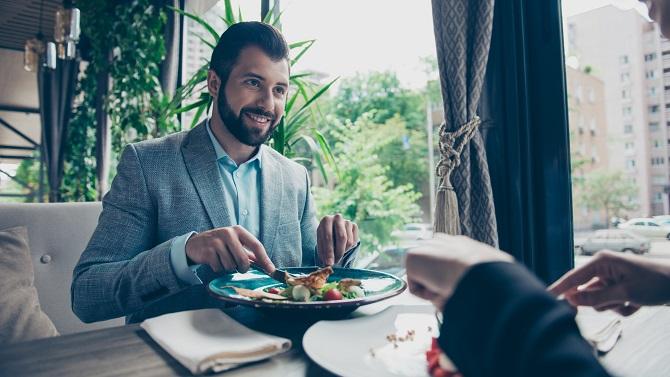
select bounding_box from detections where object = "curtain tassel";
[434,177,461,235]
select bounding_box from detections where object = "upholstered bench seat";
[0,202,123,335]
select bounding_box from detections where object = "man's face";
[216,46,289,147]
[642,0,670,38]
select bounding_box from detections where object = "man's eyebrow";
[242,72,288,87]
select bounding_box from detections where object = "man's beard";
[216,87,278,147]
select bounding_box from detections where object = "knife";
[249,261,292,284]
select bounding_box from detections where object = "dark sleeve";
[438,262,610,377]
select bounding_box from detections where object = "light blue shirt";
[170,119,263,285]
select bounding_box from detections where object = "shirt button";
[235,171,240,177]
[242,209,249,216]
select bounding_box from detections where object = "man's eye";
[245,79,260,87]
[275,87,286,95]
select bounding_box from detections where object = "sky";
[279,0,437,89]
[562,0,648,18]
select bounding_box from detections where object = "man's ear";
[207,70,221,98]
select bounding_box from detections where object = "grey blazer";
[71,121,331,323]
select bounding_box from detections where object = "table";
[2,296,669,376]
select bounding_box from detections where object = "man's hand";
[316,214,358,266]
[548,250,670,316]
[185,225,275,274]
[406,234,513,310]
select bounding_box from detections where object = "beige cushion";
[0,226,58,344]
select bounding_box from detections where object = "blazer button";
[40,254,52,264]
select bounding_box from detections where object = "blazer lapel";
[181,121,232,229]
[259,149,284,260]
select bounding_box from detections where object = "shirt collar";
[206,118,263,168]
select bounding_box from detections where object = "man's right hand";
[185,225,275,274]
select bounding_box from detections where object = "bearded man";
[72,22,359,323]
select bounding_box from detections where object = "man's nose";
[255,87,274,111]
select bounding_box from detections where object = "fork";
[586,318,623,355]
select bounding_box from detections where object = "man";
[71,22,359,324]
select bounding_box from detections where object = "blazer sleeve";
[438,262,611,377]
[299,166,319,266]
[71,144,186,323]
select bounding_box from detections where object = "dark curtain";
[38,59,79,203]
[481,0,573,282]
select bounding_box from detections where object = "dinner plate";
[303,304,438,377]
[207,267,407,315]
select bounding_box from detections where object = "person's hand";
[316,214,358,266]
[548,250,670,316]
[405,234,513,310]
[185,225,275,273]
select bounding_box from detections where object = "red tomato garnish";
[426,337,461,377]
[323,288,343,301]
[267,287,280,294]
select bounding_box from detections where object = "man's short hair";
[209,21,290,85]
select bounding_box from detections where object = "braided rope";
[435,116,481,189]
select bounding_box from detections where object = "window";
[653,175,666,184]
[626,159,636,168]
[574,85,583,103]
[620,72,630,82]
[654,140,661,148]
[625,142,634,150]
[624,124,633,133]
[620,54,629,64]
[649,86,657,97]
[650,122,660,131]
[621,89,629,99]
[645,52,657,61]
[649,105,659,113]
[623,106,633,115]
[655,193,664,203]
[646,69,656,79]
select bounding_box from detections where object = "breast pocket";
[270,221,302,268]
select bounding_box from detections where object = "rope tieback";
[436,115,481,187]
[434,116,481,235]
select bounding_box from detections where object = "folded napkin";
[141,309,291,375]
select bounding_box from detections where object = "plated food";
[225,266,365,302]
[208,266,406,313]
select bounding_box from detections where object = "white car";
[618,218,670,239]
[579,229,650,255]
[391,223,433,241]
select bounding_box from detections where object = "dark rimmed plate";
[207,267,406,314]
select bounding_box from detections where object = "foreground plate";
[207,267,406,311]
[303,305,437,377]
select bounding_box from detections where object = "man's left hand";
[317,214,358,266]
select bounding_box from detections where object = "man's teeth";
[247,113,270,123]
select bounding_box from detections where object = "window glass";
[565,1,667,268]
